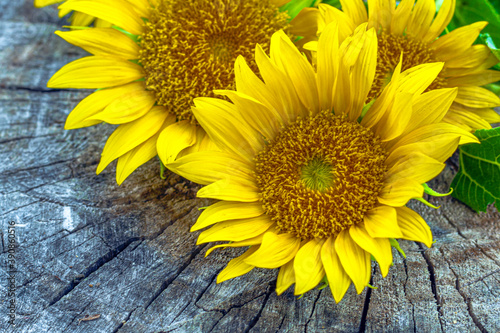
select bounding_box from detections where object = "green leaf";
[448,0,500,50]
[480,33,500,70]
[318,0,341,8]
[450,127,500,212]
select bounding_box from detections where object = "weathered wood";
[0,1,499,332]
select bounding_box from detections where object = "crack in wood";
[418,243,445,332]
[47,238,139,307]
[112,306,139,333]
[358,266,375,333]
[304,290,323,333]
[439,247,488,333]
[144,244,207,311]
[243,286,273,333]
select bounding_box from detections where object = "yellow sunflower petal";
[321,235,351,303]
[318,3,355,41]
[193,97,265,162]
[96,106,168,174]
[55,28,139,59]
[64,82,148,129]
[432,22,487,61]
[402,88,458,134]
[70,11,95,27]
[217,246,259,284]
[386,152,444,185]
[344,25,378,121]
[443,107,492,131]
[294,238,325,295]
[156,120,198,165]
[447,70,500,87]
[316,20,340,113]
[368,0,396,30]
[386,136,460,168]
[406,0,434,39]
[234,56,288,124]
[390,0,414,36]
[205,232,269,257]
[197,178,261,203]
[444,45,492,69]
[216,90,281,141]
[59,0,145,35]
[197,216,273,244]
[35,0,62,7]
[424,0,456,43]
[349,224,393,277]
[167,151,255,186]
[340,0,368,26]
[275,30,319,115]
[244,232,301,269]
[289,7,319,38]
[94,18,113,28]
[47,56,143,89]
[363,205,403,238]
[192,201,264,232]
[276,260,295,295]
[391,122,479,151]
[255,43,306,122]
[115,116,174,185]
[335,230,371,294]
[378,178,423,207]
[396,207,433,247]
[88,89,156,124]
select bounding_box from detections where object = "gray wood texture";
[0,1,499,332]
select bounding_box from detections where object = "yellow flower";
[312,0,500,131]
[34,0,112,27]
[47,0,303,184]
[165,22,479,302]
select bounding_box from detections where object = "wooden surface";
[0,2,499,332]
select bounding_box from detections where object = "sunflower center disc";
[367,32,446,102]
[138,0,290,122]
[254,112,387,240]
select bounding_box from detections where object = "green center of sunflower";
[254,112,387,240]
[367,32,446,102]
[138,0,291,123]
[300,158,336,192]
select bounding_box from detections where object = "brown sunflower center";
[367,32,446,102]
[254,112,387,240]
[138,0,290,123]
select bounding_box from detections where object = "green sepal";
[423,183,453,197]
[159,156,167,179]
[112,25,140,42]
[62,25,90,30]
[480,33,500,70]
[389,238,406,259]
[414,197,440,209]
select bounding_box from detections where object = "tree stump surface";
[0,2,499,332]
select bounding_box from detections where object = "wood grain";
[0,1,499,332]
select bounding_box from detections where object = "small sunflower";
[47,0,307,184]
[311,0,500,131]
[34,0,112,27]
[165,23,479,302]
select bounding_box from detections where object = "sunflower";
[46,0,310,184]
[34,0,112,27]
[164,22,479,302]
[311,0,500,131]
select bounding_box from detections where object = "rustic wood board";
[0,1,499,332]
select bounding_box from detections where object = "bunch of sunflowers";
[36,0,500,303]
